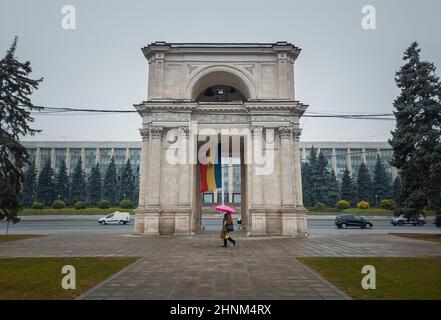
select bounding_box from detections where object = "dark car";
[335,214,373,229]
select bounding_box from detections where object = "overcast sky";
[1,0,441,142]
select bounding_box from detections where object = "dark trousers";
[223,237,235,246]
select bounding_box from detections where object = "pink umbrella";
[215,204,236,214]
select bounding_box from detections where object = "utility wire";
[30,105,396,120]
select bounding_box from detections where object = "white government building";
[22,140,396,204]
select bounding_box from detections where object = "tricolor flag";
[200,143,222,192]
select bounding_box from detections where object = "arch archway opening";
[196,85,246,102]
[190,70,252,102]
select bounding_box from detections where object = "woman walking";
[220,212,236,247]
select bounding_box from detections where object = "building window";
[350,149,362,179]
[85,148,97,175]
[203,193,213,203]
[233,193,241,203]
[54,148,66,173]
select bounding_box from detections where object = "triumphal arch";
[134,42,308,236]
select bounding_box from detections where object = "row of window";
[27,148,141,176]
[303,148,393,180]
[203,193,242,204]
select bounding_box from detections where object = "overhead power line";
[29,105,396,121]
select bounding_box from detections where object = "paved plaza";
[1,232,440,300]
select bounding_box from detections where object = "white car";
[98,211,131,225]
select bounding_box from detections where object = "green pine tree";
[88,162,102,205]
[340,168,356,205]
[373,155,391,204]
[21,161,37,206]
[103,156,118,205]
[69,159,86,203]
[301,162,313,207]
[393,176,402,207]
[357,162,374,205]
[120,159,135,201]
[328,169,340,207]
[0,37,42,223]
[55,160,69,202]
[312,152,330,206]
[390,42,441,218]
[36,159,56,206]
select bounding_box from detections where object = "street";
[1,216,439,235]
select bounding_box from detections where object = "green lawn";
[0,234,45,243]
[389,233,441,243]
[21,207,134,215]
[298,257,441,300]
[0,257,138,300]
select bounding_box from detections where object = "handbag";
[226,221,234,232]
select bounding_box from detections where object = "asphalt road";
[1,217,439,235]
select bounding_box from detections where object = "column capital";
[293,127,302,141]
[179,126,190,137]
[140,128,150,141]
[150,126,164,139]
[278,126,292,139]
[250,126,263,137]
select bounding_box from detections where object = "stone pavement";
[1,232,440,300]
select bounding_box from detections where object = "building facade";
[22,140,396,206]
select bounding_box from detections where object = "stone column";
[134,129,150,235]
[346,148,352,176]
[248,126,267,236]
[279,127,297,236]
[81,148,86,170]
[279,127,295,207]
[35,147,41,174]
[293,128,308,235]
[95,148,100,165]
[66,148,71,174]
[228,159,233,203]
[143,126,163,235]
[331,148,337,173]
[175,127,191,235]
[50,148,56,171]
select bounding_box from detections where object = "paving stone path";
[1,232,440,300]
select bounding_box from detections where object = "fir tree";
[301,162,313,207]
[69,159,86,203]
[340,168,356,205]
[120,159,135,201]
[373,155,391,204]
[103,156,118,205]
[393,176,402,207]
[21,161,37,206]
[88,162,102,205]
[390,42,441,218]
[311,152,330,206]
[55,160,69,202]
[0,37,42,223]
[357,162,374,204]
[328,170,340,206]
[36,159,55,205]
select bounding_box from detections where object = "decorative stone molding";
[243,64,255,75]
[140,128,150,141]
[293,127,302,141]
[250,126,263,138]
[187,64,199,75]
[278,127,293,139]
[150,126,164,139]
[179,126,190,137]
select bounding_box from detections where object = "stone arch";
[185,65,256,101]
